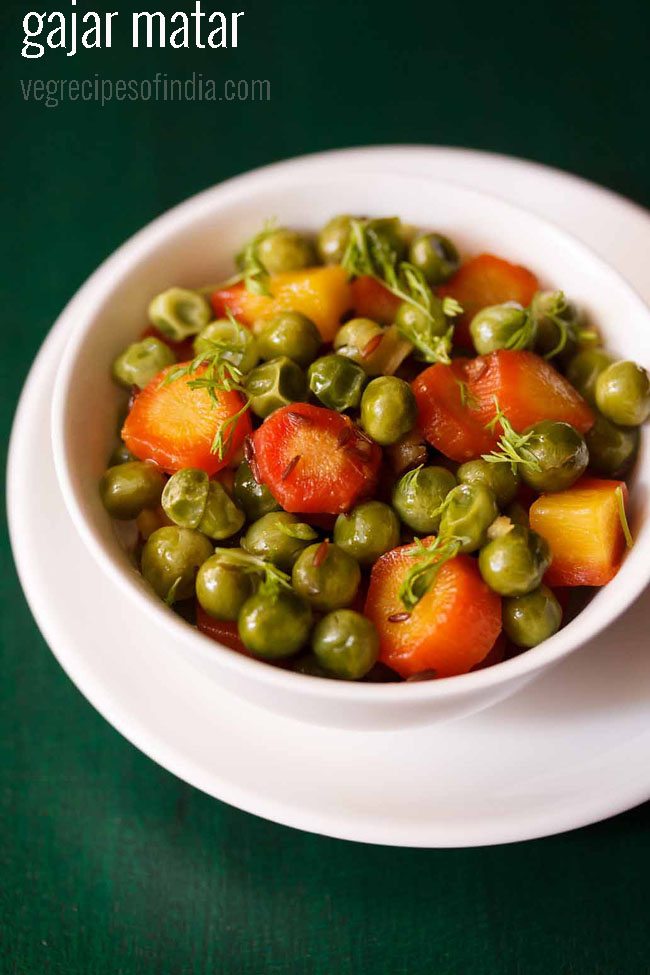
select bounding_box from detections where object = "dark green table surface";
[2,0,649,971]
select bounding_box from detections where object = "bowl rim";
[50,156,650,704]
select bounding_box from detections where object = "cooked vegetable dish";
[100,215,649,681]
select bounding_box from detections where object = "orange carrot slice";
[529,477,629,586]
[211,266,352,342]
[122,364,251,475]
[365,544,502,678]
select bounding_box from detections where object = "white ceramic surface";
[50,162,650,730]
[8,148,650,846]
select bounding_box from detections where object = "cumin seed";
[281,455,301,481]
[387,612,411,623]
[313,539,329,568]
[361,334,384,359]
[243,436,262,483]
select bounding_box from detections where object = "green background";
[2,0,649,971]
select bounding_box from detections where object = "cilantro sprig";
[163,311,251,459]
[399,535,463,610]
[481,399,541,475]
[212,548,293,598]
[341,219,462,364]
[235,220,279,296]
[532,290,598,359]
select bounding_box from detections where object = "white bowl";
[51,163,650,730]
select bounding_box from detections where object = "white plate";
[8,148,650,847]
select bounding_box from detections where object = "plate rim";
[8,146,650,847]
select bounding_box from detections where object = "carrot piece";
[529,478,629,586]
[211,266,352,342]
[474,350,595,434]
[413,350,594,462]
[196,603,251,656]
[252,403,381,514]
[350,275,402,324]
[365,545,502,678]
[412,357,498,461]
[122,363,251,475]
[439,253,539,348]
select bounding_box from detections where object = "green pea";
[586,413,639,478]
[565,348,613,403]
[292,542,360,611]
[109,442,136,466]
[360,376,417,445]
[503,585,562,648]
[530,290,582,359]
[317,215,354,264]
[478,526,551,597]
[319,214,407,264]
[148,287,211,341]
[196,550,257,621]
[470,303,534,355]
[392,465,457,534]
[99,461,166,520]
[162,468,209,528]
[255,311,322,367]
[459,458,519,507]
[233,460,280,521]
[439,483,498,553]
[141,526,213,603]
[408,232,460,285]
[457,458,519,507]
[193,318,259,374]
[308,354,367,411]
[162,468,244,539]
[197,481,245,540]
[333,501,400,565]
[519,420,588,492]
[112,336,176,390]
[238,587,312,659]
[395,299,448,343]
[243,511,316,571]
[257,229,316,275]
[595,360,650,427]
[245,356,307,418]
[334,318,384,371]
[312,610,379,680]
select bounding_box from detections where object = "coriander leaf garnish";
[532,291,598,359]
[213,547,293,598]
[615,485,634,549]
[164,576,183,606]
[504,309,537,352]
[341,219,462,364]
[398,535,463,610]
[482,398,541,474]
[235,220,278,296]
[163,310,251,459]
[534,291,573,359]
[400,463,425,491]
[455,378,479,409]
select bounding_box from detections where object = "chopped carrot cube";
[529,478,629,586]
